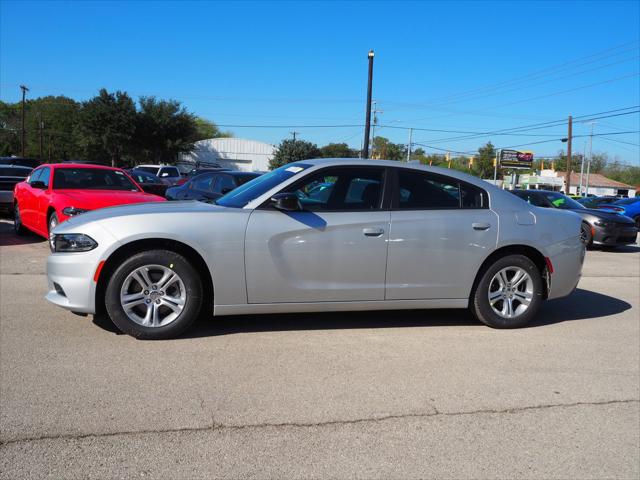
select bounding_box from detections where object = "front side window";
[213,175,237,194]
[395,169,486,209]
[53,168,140,191]
[288,167,384,211]
[191,173,215,191]
[29,168,43,184]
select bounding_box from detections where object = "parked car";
[0,157,40,169]
[595,197,640,228]
[576,196,618,209]
[511,190,637,248]
[175,167,230,186]
[165,171,261,202]
[46,159,585,339]
[132,165,182,185]
[13,163,165,239]
[0,165,33,214]
[126,170,170,197]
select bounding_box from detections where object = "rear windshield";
[0,167,32,177]
[53,168,140,191]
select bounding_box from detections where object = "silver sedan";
[46,159,585,339]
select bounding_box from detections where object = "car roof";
[296,158,494,189]
[39,163,123,171]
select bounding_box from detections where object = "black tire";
[13,203,27,235]
[105,249,203,339]
[634,216,640,230]
[471,254,544,329]
[580,222,593,248]
[48,212,59,238]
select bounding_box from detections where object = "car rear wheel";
[13,203,26,235]
[105,249,203,339]
[471,254,543,329]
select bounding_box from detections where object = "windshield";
[216,163,312,208]
[134,166,160,176]
[540,191,584,210]
[53,168,140,191]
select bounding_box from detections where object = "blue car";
[597,197,640,228]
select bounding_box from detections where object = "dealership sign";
[500,149,534,169]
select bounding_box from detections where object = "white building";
[180,138,275,172]
[503,169,635,197]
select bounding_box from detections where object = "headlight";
[62,207,89,216]
[50,233,98,253]
[594,221,610,228]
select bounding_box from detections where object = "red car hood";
[56,189,165,209]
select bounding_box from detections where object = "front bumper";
[592,224,638,246]
[46,251,102,314]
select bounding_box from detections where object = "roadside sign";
[500,149,533,169]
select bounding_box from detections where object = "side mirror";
[30,180,46,189]
[271,192,302,211]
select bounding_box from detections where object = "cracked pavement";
[1,218,639,478]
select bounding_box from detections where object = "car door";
[385,168,498,300]
[33,167,52,233]
[245,166,390,303]
[19,167,43,228]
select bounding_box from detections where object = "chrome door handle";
[472,223,491,231]
[363,227,384,237]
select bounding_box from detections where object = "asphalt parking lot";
[0,217,638,479]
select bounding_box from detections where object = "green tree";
[0,101,21,156]
[372,136,405,160]
[270,138,320,169]
[194,117,232,141]
[471,142,496,178]
[25,96,81,161]
[76,89,137,166]
[134,96,198,163]
[319,142,358,158]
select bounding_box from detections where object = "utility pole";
[370,101,382,158]
[564,115,572,195]
[406,128,413,162]
[493,150,499,182]
[48,134,52,162]
[579,141,586,196]
[585,122,595,196]
[38,115,44,161]
[362,50,375,159]
[19,85,29,157]
[290,131,298,141]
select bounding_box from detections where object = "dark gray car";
[511,190,637,248]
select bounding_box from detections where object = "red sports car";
[13,163,165,238]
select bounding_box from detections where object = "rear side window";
[213,175,236,194]
[395,169,487,209]
[159,167,180,178]
[192,174,215,191]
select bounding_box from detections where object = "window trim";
[389,167,489,211]
[258,165,392,212]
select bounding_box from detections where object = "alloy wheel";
[487,266,534,319]
[119,264,186,327]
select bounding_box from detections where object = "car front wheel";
[105,249,203,339]
[14,203,26,235]
[471,254,543,329]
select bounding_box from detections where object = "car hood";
[60,199,232,229]
[569,207,635,224]
[56,189,164,208]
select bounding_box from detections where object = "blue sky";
[1,0,639,162]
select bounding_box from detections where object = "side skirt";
[214,298,468,316]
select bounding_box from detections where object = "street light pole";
[406,128,413,162]
[19,85,29,157]
[362,50,374,159]
[585,122,595,196]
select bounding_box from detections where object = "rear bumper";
[592,225,638,246]
[546,236,585,300]
[0,191,14,211]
